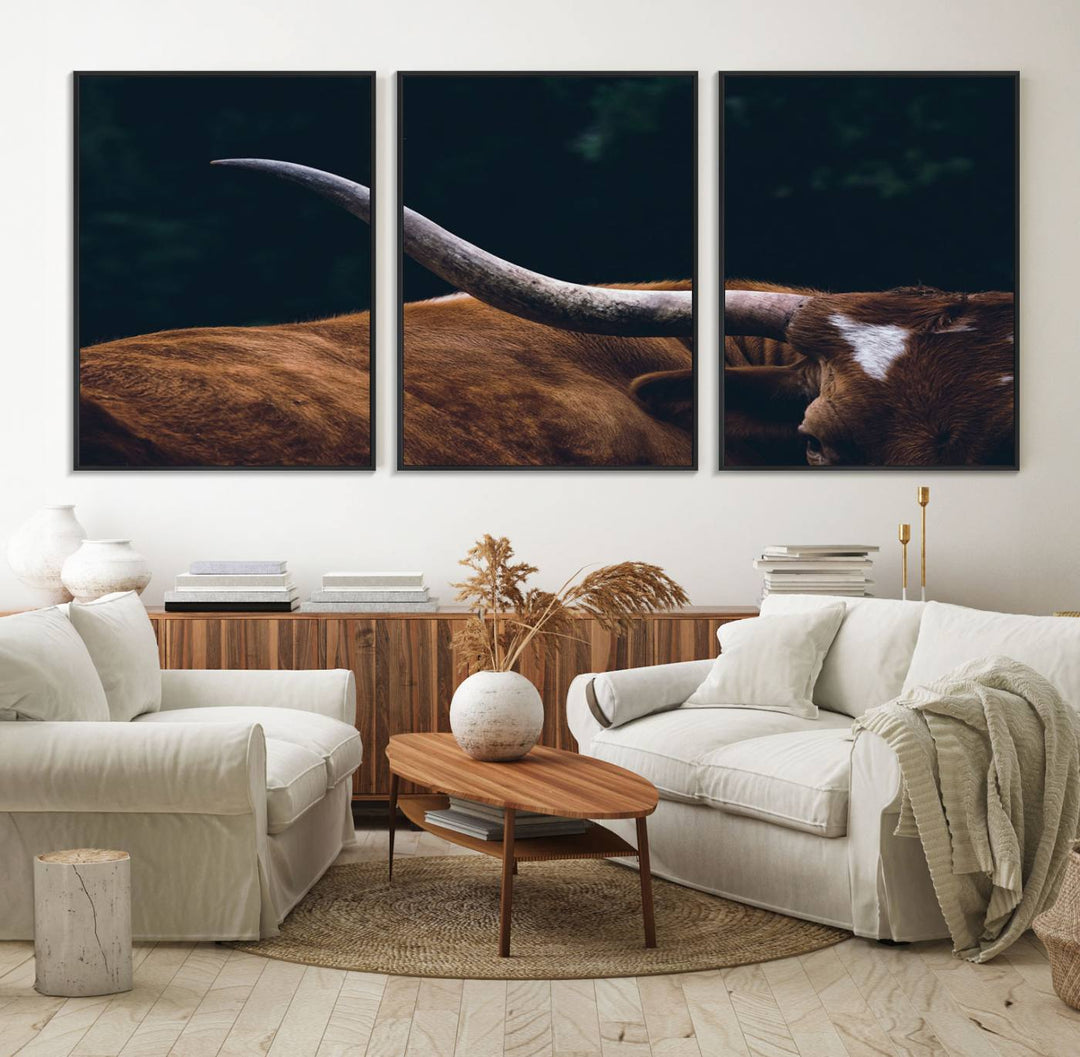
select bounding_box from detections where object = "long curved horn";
[724,290,809,341]
[212,158,692,337]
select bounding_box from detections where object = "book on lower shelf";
[424,797,589,841]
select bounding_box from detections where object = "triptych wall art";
[74,71,1017,472]
[76,72,376,470]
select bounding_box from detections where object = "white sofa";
[0,595,362,941]
[567,596,1080,941]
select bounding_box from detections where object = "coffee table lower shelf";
[398,795,638,860]
[391,793,656,957]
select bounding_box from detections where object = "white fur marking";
[828,313,910,382]
[999,374,1014,385]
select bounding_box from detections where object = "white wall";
[1,0,1077,615]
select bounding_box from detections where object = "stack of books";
[424,797,588,841]
[164,560,298,612]
[299,571,437,613]
[753,545,878,598]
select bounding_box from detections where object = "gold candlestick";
[917,486,930,601]
[898,523,911,601]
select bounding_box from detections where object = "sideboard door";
[162,617,320,669]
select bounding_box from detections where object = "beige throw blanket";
[855,656,1080,962]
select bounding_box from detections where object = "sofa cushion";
[589,706,852,804]
[136,705,362,787]
[760,594,925,717]
[0,608,110,721]
[685,606,844,718]
[698,729,854,837]
[68,591,162,721]
[903,602,1080,710]
[265,739,328,833]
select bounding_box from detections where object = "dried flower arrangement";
[453,534,689,673]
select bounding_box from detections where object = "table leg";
[499,808,516,957]
[636,815,657,948]
[388,772,399,884]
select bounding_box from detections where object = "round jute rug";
[231,856,848,979]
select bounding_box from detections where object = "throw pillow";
[68,591,162,721]
[760,594,925,716]
[0,607,110,721]
[684,605,845,718]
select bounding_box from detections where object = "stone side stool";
[1034,848,1080,1010]
[34,849,133,997]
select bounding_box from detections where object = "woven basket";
[1034,849,1080,1009]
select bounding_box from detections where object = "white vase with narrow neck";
[6,505,87,605]
[449,670,545,762]
[61,540,152,603]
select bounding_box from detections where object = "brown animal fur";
[78,282,692,468]
[400,283,692,467]
[724,281,1015,467]
[80,315,371,467]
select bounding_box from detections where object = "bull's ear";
[629,369,693,431]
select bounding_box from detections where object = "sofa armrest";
[567,659,714,749]
[160,668,356,725]
[850,728,903,817]
[567,674,606,750]
[847,728,946,940]
[0,721,265,816]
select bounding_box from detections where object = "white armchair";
[0,600,361,942]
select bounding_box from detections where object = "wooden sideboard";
[130,607,758,799]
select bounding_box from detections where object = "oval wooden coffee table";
[386,733,659,958]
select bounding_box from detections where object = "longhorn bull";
[78,160,1013,468]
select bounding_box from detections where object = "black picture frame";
[396,70,698,471]
[719,70,1020,471]
[74,70,377,471]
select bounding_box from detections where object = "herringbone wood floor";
[2,824,1079,1056]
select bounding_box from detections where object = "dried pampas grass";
[453,534,688,673]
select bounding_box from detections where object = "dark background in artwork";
[78,74,372,347]
[400,74,695,301]
[723,75,1016,293]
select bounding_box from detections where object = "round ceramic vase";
[449,670,544,762]
[6,505,87,605]
[61,540,152,603]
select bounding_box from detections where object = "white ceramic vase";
[6,505,87,605]
[449,670,544,762]
[61,540,152,603]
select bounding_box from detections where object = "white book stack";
[424,797,588,841]
[299,571,438,613]
[164,560,299,612]
[753,545,879,599]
